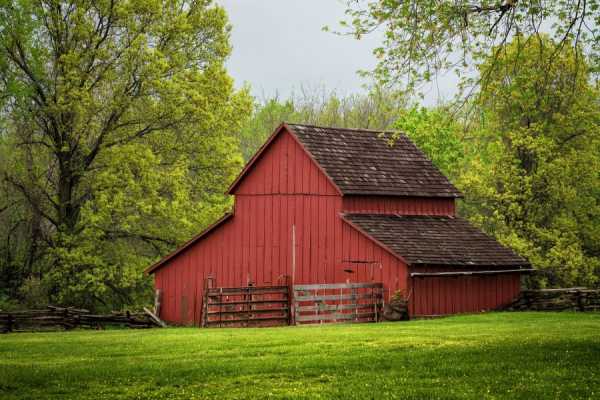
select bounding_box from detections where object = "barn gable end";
[230,125,340,196]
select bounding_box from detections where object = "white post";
[292,224,296,286]
[291,224,296,324]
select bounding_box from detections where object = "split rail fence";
[293,282,383,324]
[0,306,163,333]
[505,288,600,311]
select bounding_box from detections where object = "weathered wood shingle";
[287,123,462,197]
[343,214,530,267]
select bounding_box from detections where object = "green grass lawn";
[1,312,599,399]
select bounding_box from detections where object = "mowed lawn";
[1,313,599,399]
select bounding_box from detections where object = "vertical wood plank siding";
[153,128,522,325]
[408,266,521,317]
[154,131,407,325]
[342,196,455,216]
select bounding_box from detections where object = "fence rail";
[202,281,291,327]
[505,288,600,311]
[0,306,163,333]
[293,282,383,325]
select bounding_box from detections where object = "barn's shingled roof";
[342,214,529,267]
[286,123,462,198]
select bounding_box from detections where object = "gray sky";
[219,0,458,105]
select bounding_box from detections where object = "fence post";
[63,307,70,330]
[244,286,250,328]
[286,275,293,326]
[352,286,358,322]
[201,278,210,328]
[373,287,377,322]
[153,289,162,317]
[576,289,584,311]
[219,288,223,328]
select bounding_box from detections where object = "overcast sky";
[219,1,459,105]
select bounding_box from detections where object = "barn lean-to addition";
[146,123,531,325]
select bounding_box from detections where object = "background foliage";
[241,37,600,289]
[0,0,251,310]
[237,85,406,160]
[0,2,598,310]
[458,37,600,287]
[341,0,600,93]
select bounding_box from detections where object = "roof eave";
[410,268,535,277]
[409,261,532,268]
[226,122,344,196]
[343,214,531,269]
[339,213,409,265]
[226,123,287,195]
[342,190,464,198]
[145,212,234,275]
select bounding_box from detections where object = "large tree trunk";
[57,153,80,233]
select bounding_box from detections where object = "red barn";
[146,123,531,325]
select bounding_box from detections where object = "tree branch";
[3,173,59,227]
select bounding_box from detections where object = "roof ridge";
[286,122,463,198]
[231,122,463,198]
[286,122,403,136]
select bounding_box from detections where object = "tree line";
[241,38,600,291]
[0,1,598,310]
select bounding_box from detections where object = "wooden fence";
[202,282,290,327]
[505,288,600,312]
[0,306,163,333]
[293,282,383,324]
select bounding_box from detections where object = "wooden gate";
[201,281,290,327]
[293,282,383,324]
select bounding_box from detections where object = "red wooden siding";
[155,196,408,325]
[409,267,521,316]
[232,130,338,196]
[152,125,524,325]
[342,196,455,216]
[154,130,408,325]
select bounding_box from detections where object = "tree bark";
[56,152,80,233]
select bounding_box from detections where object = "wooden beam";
[410,269,535,277]
[293,282,383,291]
[143,307,167,328]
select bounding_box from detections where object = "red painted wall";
[153,127,520,325]
[233,129,338,196]
[342,196,455,216]
[408,266,521,316]
[154,130,408,325]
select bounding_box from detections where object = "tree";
[0,0,251,309]
[392,106,464,180]
[341,0,600,93]
[238,97,297,160]
[239,86,407,159]
[458,37,600,287]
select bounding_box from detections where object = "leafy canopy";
[239,86,407,159]
[459,36,600,287]
[341,0,600,92]
[0,0,251,309]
